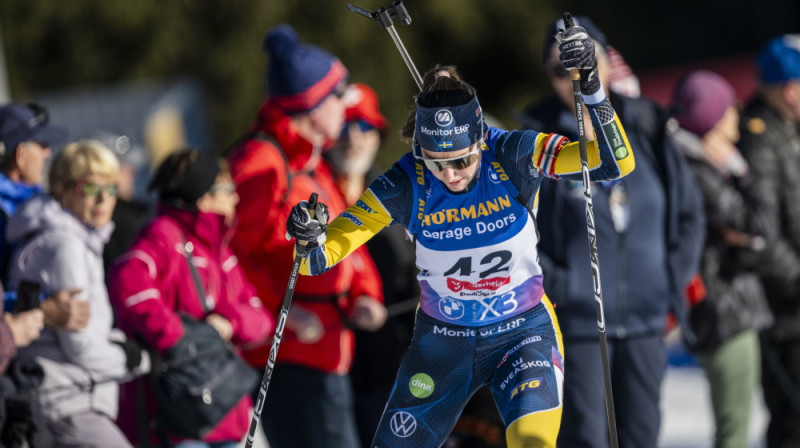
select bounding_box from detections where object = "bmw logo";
[439,297,465,320]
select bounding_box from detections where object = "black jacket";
[673,127,773,352]
[738,94,800,340]
[516,92,705,340]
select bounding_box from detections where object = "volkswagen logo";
[389,411,417,438]
[435,109,453,127]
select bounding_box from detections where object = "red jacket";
[228,100,383,374]
[108,206,273,444]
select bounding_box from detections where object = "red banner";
[447,277,510,292]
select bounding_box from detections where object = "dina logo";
[435,109,453,127]
[409,373,435,398]
[390,411,417,438]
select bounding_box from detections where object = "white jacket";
[6,193,127,421]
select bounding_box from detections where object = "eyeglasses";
[75,181,119,198]
[209,182,236,195]
[421,148,481,172]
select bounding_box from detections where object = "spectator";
[109,148,272,448]
[82,131,153,275]
[226,24,386,448]
[5,139,147,447]
[1,289,45,372]
[737,34,800,448]
[0,278,49,447]
[0,102,67,282]
[516,16,705,447]
[327,82,417,447]
[604,46,641,98]
[0,103,90,332]
[671,69,773,448]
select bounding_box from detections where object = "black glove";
[113,338,144,372]
[286,199,329,250]
[556,26,600,95]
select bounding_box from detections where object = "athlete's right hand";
[285,199,329,249]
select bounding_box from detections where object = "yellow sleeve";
[299,189,393,275]
[531,108,635,182]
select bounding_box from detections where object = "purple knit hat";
[263,24,348,113]
[671,70,736,137]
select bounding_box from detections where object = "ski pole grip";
[307,192,319,219]
[297,192,319,247]
[562,12,574,29]
[561,12,581,81]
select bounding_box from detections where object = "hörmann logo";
[435,109,453,127]
[420,195,512,227]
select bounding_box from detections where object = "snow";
[660,365,768,448]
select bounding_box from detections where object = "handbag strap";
[181,237,210,315]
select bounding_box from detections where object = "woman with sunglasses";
[286,25,636,448]
[5,139,147,447]
[108,149,273,448]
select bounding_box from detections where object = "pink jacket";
[108,205,273,444]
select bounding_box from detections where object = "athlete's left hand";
[556,25,600,95]
[286,199,329,250]
[350,296,387,331]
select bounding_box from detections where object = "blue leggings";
[371,298,564,448]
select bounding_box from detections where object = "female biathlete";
[285,24,635,448]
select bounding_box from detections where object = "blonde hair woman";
[7,139,146,447]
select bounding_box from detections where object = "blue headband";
[414,94,483,154]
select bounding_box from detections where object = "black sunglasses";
[421,148,481,172]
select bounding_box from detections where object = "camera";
[14,280,43,313]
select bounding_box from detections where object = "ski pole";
[347,0,423,90]
[562,12,619,448]
[244,192,318,448]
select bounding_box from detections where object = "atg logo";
[390,411,417,438]
[435,109,453,127]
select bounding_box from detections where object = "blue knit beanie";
[263,24,348,113]
[757,35,800,84]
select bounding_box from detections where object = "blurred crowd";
[0,14,799,448]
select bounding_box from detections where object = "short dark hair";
[148,149,222,209]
